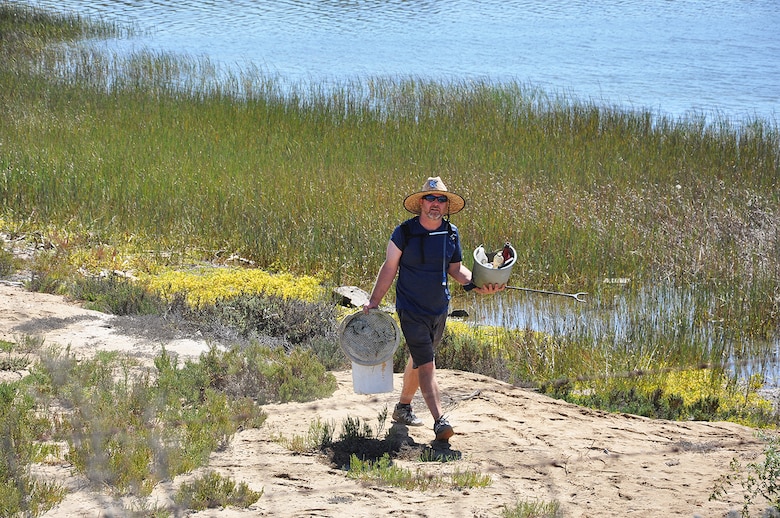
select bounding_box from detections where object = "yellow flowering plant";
[141,266,326,307]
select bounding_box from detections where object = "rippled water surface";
[17,0,780,120]
[471,285,780,389]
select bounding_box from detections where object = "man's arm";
[448,262,505,294]
[363,240,403,312]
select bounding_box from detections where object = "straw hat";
[403,176,466,215]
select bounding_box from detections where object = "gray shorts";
[397,309,447,368]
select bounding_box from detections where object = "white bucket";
[351,360,394,394]
[339,310,400,394]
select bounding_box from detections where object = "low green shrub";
[546,369,779,427]
[0,246,16,277]
[711,433,780,517]
[203,293,338,347]
[67,275,165,315]
[193,343,338,404]
[0,381,66,516]
[0,339,31,371]
[32,346,267,496]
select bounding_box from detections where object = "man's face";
[421,194,448,221]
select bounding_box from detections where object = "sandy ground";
[0,282,775,517]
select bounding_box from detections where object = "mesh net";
[338,310,400,366]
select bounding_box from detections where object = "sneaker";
[392,403,423,426]
[433,416,454,442]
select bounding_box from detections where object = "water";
[470,284,780,390]
[17,0,780,121]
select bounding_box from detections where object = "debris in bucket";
[475,245,489,266]
[475,243,515,269]
[502,242,512,262]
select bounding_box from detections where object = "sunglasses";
[422,194,449,203]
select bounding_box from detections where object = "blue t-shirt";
[391,217,463,316]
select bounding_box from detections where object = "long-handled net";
[338,309,401,366]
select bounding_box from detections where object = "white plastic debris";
[475,245,490,267]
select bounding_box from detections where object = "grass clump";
[347,453,492,491]
[0,245,19,277]
[276,418,335,454]
[450,467,493,490]
[501,499,563,518]
[275,412,493,492]
[274,412,386,457]
[174,470,262,511]
[348,453,438,490]
[278,411,395,468]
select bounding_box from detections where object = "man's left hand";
[473,283,505,294]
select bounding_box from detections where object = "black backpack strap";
[400,220,425,263]
[400,221,412,247]
[399,219,456,265]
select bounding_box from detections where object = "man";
[363,177,504,442]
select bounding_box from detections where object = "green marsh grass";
[0,2,122,45]
[1,2,779,424]
[1,11,778,298]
